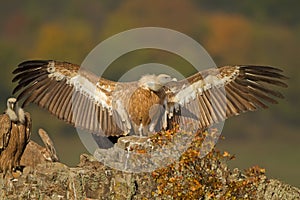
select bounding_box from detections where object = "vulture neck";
[16,105,25,124]
[5,107,18,122]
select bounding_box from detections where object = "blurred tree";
[193,0,300,26]
[31,20,94,63]
[98,0,209,78]
[203,13,252,63]
[100,0,204,38]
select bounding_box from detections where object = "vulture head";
[6,97,25,124]
[138,74,175,92]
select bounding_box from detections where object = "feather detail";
[167,65,287,130]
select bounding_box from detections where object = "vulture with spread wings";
[12,60,287,141]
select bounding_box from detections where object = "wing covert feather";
[0,114,11,150]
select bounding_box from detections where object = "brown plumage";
[128,87,165,134]
[0,98,31,175]
[12,60,287,140]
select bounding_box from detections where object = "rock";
[0,129,299,199]
[20,128,59,168]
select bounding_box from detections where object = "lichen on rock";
[0,128,299,199]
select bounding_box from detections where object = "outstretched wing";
[13,60,132,137]
[0,114,11,150]
[165,65,288,131]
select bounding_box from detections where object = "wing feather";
[0,114,11,150]
[168,65,287,130]
[57,86,72,119]
[49,83,66,116]
[24,112,32,144]
[202,91,214,125]
[197,94,210,127]
[58,86,73,119]
[102,109,107,132]
[106,113,112,134]
[70,91,81,125]
[94,104,100,132]
[224,87,239,116]
[226,84,248,112]
[90,103,97,132]
[99,108,104,132]
[209,88,227,121]
[23,80,51,107]
[227,83,256,111]
[13,60,129,137]
[62,88,74,120]
[204,90,219,123]
[244,73,287,87]
[39,81,61,107]
[85,97,93,130]
[247,85,278,104]
[76,94,88,129]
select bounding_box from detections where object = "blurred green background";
[0,0,299,186]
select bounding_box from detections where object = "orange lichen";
[150,128,266,199]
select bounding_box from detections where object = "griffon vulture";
[0,98,31,175]
[12,60,287,141]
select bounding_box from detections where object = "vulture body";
[12,60,287,142]
[0,98,31,175]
